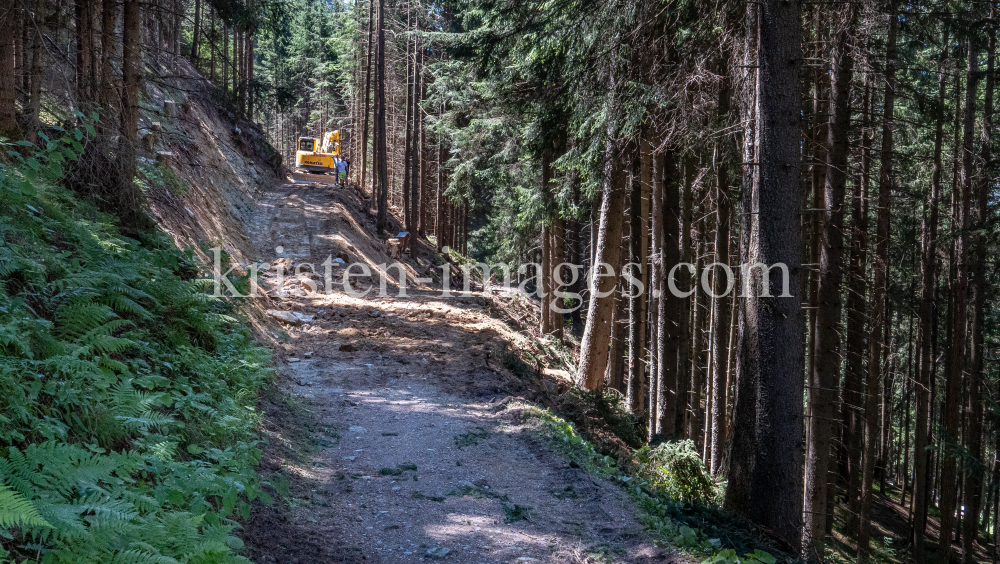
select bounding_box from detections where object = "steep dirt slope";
[138,57,281,266]
[239,181,688,564]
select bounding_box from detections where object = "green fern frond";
[0,484,52,529]
[54,301,115,340]
[84,333,136,356]
[72,493,139,523]
[100,294,153,320]
[110,549,180,564]
[0,448,43,495]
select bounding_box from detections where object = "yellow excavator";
[292,131,343,184]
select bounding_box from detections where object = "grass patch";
[412,491,446,502]
[491,342,538,379]
[380,463,418,476]
[586,544,625,563]
[502,503,531,523]
[551,485,578,499]
[447,485,509,502]
[454,427,490,448]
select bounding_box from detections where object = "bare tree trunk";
[912,49,943,551]
[962,13,993,563]
[25,0,45,144]
[247,31,254,118]
[99,0,116,121]
[939,30,978,564]
[375,0,388,233]
[191,0,200,68]
[0,1,20,142]
[209,6,215,81]
[710,160,731,475]
[657,149,681,436]
[803,2,855,554]
[675,156,694,438]
[117,0,144,228]
[222,23,228,95]
[402,13,414,244]
[577,137,630,389]
[410,40,422,256]
[648,148,664,435]
[723,0,804,549]
[75,0,93,103]
[627,144,646,411]
[858,11,897,559]
[360,0,375,195]
[552,218,565,340]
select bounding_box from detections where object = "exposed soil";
[240,181,689,564]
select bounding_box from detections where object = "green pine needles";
[0,123,273,563]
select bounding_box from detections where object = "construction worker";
[335,156,349,186]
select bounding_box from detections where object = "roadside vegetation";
[0,128,273,563]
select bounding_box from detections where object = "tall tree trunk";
[657,149,681,436]
[577,138,630,389]
[939,30,978,564]
[436,137,445,250]
[857,12,898,559]
[675,156,695,437]
[803,2,855,554]
[25,0,45,144]
[401,15,414,248]
[75,0,93,103]
[648,148,664,435]
[191,0,201,68]
[0,1,20,142]
[247,31,254,118]
[99,0,116,122]
[410,41,422,256]
[117,0,143,227]
[962,12,993,563]
[222,23,228,95]
[14,4,23,102]
[375,0,388,233]
[209,7,215,81]
[552,218,565,340]
[627,144,646,411]
[723,0,804,549]
[360,0,374,194]
[913,42,944,542]
[908,36,947,557]
[709,161,731,475]
[844,78,872,541]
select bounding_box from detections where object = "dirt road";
[242,181,675,564]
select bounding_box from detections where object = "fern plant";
[0,119,272,563]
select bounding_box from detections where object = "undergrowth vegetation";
[0,125,273,563]
[516,401,784,564]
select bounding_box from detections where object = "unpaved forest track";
[242,181,682,564]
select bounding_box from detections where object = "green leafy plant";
[636,440,716,504]
[0,120,273,563]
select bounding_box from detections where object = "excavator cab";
[298,137,317,152]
